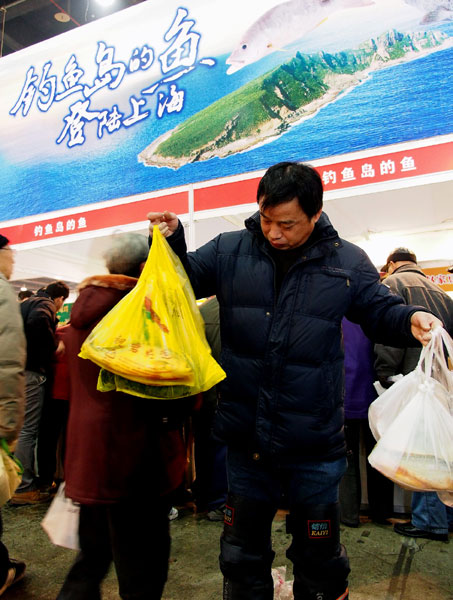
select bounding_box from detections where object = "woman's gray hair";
[103,233,149,278]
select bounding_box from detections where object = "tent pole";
[188,184,195,251]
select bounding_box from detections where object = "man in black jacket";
[11,281,69,505]
[148,162,440,600]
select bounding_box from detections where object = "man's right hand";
[147,211,179,238]
[378,375,394,390]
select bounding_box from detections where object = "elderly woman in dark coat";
[57,233,187,600]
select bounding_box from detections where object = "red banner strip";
[3,192,188,246]
[3,141,452,246]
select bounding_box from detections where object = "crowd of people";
[0,161,452,599]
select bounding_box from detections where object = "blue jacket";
[166,212,420,461]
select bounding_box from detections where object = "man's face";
[259,197,322,250]
[53,296,65,312]
[387,261,396,275]
[0,245,15,280]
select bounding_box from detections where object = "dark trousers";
[192,402,228,511]
[221,449,349,600]
[57,496,171,600]
[0,512,10,588]
[339,419,394,526]
[37,396,69,485]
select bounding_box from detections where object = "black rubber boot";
[286,502,350,600]
[220,493,277,600]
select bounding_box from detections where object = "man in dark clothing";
[192,296,228,520]
[12,281,69,505]
[17,289,34,302]
[147,162,441,600]
[339,318,395,528]
[375,247,453,542]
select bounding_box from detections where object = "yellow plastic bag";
[79,226,225,399]
[0,439,23,507]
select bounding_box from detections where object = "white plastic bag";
[373,374,403,397]
[41,482,80,550]
[368,326,453,493]
[272,566,294,599]
[369,371,420,441]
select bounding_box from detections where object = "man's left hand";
[410,311,443,346]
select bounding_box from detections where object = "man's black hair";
[18,289,34,301]
[44,281,70,300]
[257,161,323,218]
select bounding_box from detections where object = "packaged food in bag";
[0,439,22,507]
[79,226,226,399]
[437,491,453,507]
[368,326,453,492]
[97,367,193,400]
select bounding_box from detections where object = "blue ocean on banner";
[1,34,453,222]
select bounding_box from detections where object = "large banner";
[1,0,453,227]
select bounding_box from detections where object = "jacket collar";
[77,274,138,292]
[391,263,426,277]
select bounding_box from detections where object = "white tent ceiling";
[9,173,453,300]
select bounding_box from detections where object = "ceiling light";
[95,0,116,7]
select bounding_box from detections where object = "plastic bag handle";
[418,326,453,390]
[436,327,453,391]
[418,326,438,378]
[418,336,433,377]
[432,326,453,375]
[438,326,453,359]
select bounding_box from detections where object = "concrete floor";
[1,503,452,600]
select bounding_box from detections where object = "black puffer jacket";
[20,290,58,376]
[167,212,422,461]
